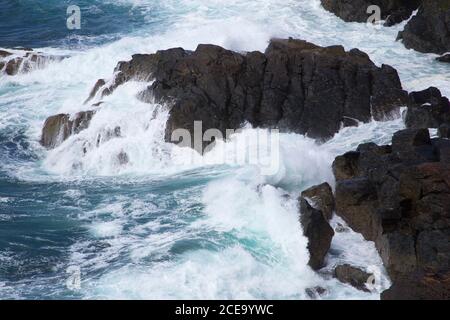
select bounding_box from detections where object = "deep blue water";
[0,0,163,48]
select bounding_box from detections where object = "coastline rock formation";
[48,38,407,150]
[404,87,450,130]
[0,49,67,76]
[299,197,334,270]
[334,264,374,292]
[40,111,95,149]
[301,182,335,220]
[321,0,421,26]
[333,128,450,299]
[398,0,450,54]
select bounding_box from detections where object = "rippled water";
[0,0,449,299]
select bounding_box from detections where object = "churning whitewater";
[0,0,448,299]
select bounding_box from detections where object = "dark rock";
[40,111,95,148]
[381,272,450,300]
[331,127,450,299]
[436,53,450,63]
[398,1,450,54]
[0,49,67,76]
[85,79,106,104]
[404,87,450,130]
[301,183,335,220]
[85,38,407,150]
[299,197,335,270]
[334,264,373,292]
[0,50,12,58]
[305,286,328,299]
[321,0,421,25]
[332,151,360,181]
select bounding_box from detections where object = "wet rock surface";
[321,0,421,25]
[404,87,450,130]
[0,49,67,76]
[398,0,450,54]
[334,264,373,292]
[301,182,335,220]
[40,111,95,149]
[333,128,450,299]
[299,197,334,270]
[84,38,407,146]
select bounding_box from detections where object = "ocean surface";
[0,0,449,299]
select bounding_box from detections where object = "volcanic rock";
[321,0,421,25]
[299,197,335,270]
[332,128,450,299]
[398,0,450,54]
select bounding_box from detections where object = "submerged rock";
[305,286,328,299]
[334,264,373,292]
[0,49,67,76]
[299,197,334,270]
[404,87,450,129]
[321,0,421,25]
[436,53,450,63]
[86,38,407,147]
[40,111,95,149]
[301,182,335,220]
[332,128,450,299]
[398,1,450,54]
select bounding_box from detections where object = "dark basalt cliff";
[333,129,450,300]
[398,0,450,54]
[321,0,421,26]
[43,38,407,148]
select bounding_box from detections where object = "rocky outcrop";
[334,264,374,292]
[82,38,406,149]
[40,111,95,149]
[321,0,421,26]
[436,53,450,63]
[0,49,67,76]
[333,128,450,299]
[301,182,335,220]
[398,0,450,54]
[299,197,335,270]
[404,87,450,130]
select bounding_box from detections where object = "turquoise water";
[0,0,449,299]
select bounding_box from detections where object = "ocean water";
[0,0,449,300]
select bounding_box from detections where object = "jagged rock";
[85,38,406,150]
[398,0,450,54]
[299,197,334,270]
[404,87,450,130]
[321,0,421,25]
[334,264,373,292]
[301,182,335,220]
[436,53,450,63]
[40,111,94,148]
[332,128,450,299]
[0,49,67,76]
[85,79,106,104]
[382,272,450,300]
[305,286,328,299]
